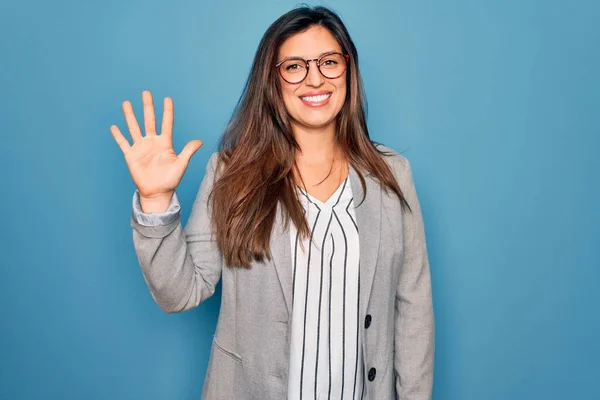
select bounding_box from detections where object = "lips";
[299,91,332,107]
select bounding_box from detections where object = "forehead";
[278,25,342,59]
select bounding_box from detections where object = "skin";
[110,92,203,213]
[111,25,350,212]
[277,25,349,203]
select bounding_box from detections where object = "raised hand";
[110,91,203,204]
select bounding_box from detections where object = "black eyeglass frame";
[274,51,351,84]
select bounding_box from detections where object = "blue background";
[1,0,598,399]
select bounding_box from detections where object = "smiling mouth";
[299,92,332,106]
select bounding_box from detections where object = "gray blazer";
[130,146,435,400]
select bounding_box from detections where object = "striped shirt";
[287,176,364,400]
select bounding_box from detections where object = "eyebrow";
[279,50,340,61]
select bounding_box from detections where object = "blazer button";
[365,314,372,329]
[368,367,376,381]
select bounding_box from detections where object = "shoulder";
[208,151,220,167]
[205,151,224,177]
[372,143,412,181]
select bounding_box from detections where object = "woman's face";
[277,25,347,133]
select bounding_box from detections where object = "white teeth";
[301,93,331,102]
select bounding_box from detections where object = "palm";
[110,91,203,198]
[125,134,183,197]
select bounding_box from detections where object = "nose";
[304,59,324,87]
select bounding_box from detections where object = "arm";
[394,156,435,399]
[130,153,223,313]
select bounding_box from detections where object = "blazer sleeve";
[129,152,223,313]
[393,155,435,399]
[132,189,181,227]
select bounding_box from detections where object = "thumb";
[178,139,203,163]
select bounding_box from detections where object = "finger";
[110,125,131,155]
[122,100,143,143]
[161,97,174,138]
[178,140,203,163]
[142,90,157,136]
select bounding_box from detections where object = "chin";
[292,107,341,129]
[295,116,337,130]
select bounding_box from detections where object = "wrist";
[139,191,174,213]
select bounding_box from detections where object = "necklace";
[294,153,346,191]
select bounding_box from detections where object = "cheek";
[280,85,298,112]
[337,85,347,102]
[333,80,347,108]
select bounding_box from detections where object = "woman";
[110,5,434,400]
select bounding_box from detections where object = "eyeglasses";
[275,52,350,84]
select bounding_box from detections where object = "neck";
[292,121,338,164]
[291,121,349,187]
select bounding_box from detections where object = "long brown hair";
[210,5,410,268]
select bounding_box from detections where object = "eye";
[285,63,303,71]
[281,59,306,74]
[319,53,345,69]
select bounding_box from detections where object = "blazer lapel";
[270,202,293,316]
[269,165,382,319]
[348,165,382,318]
